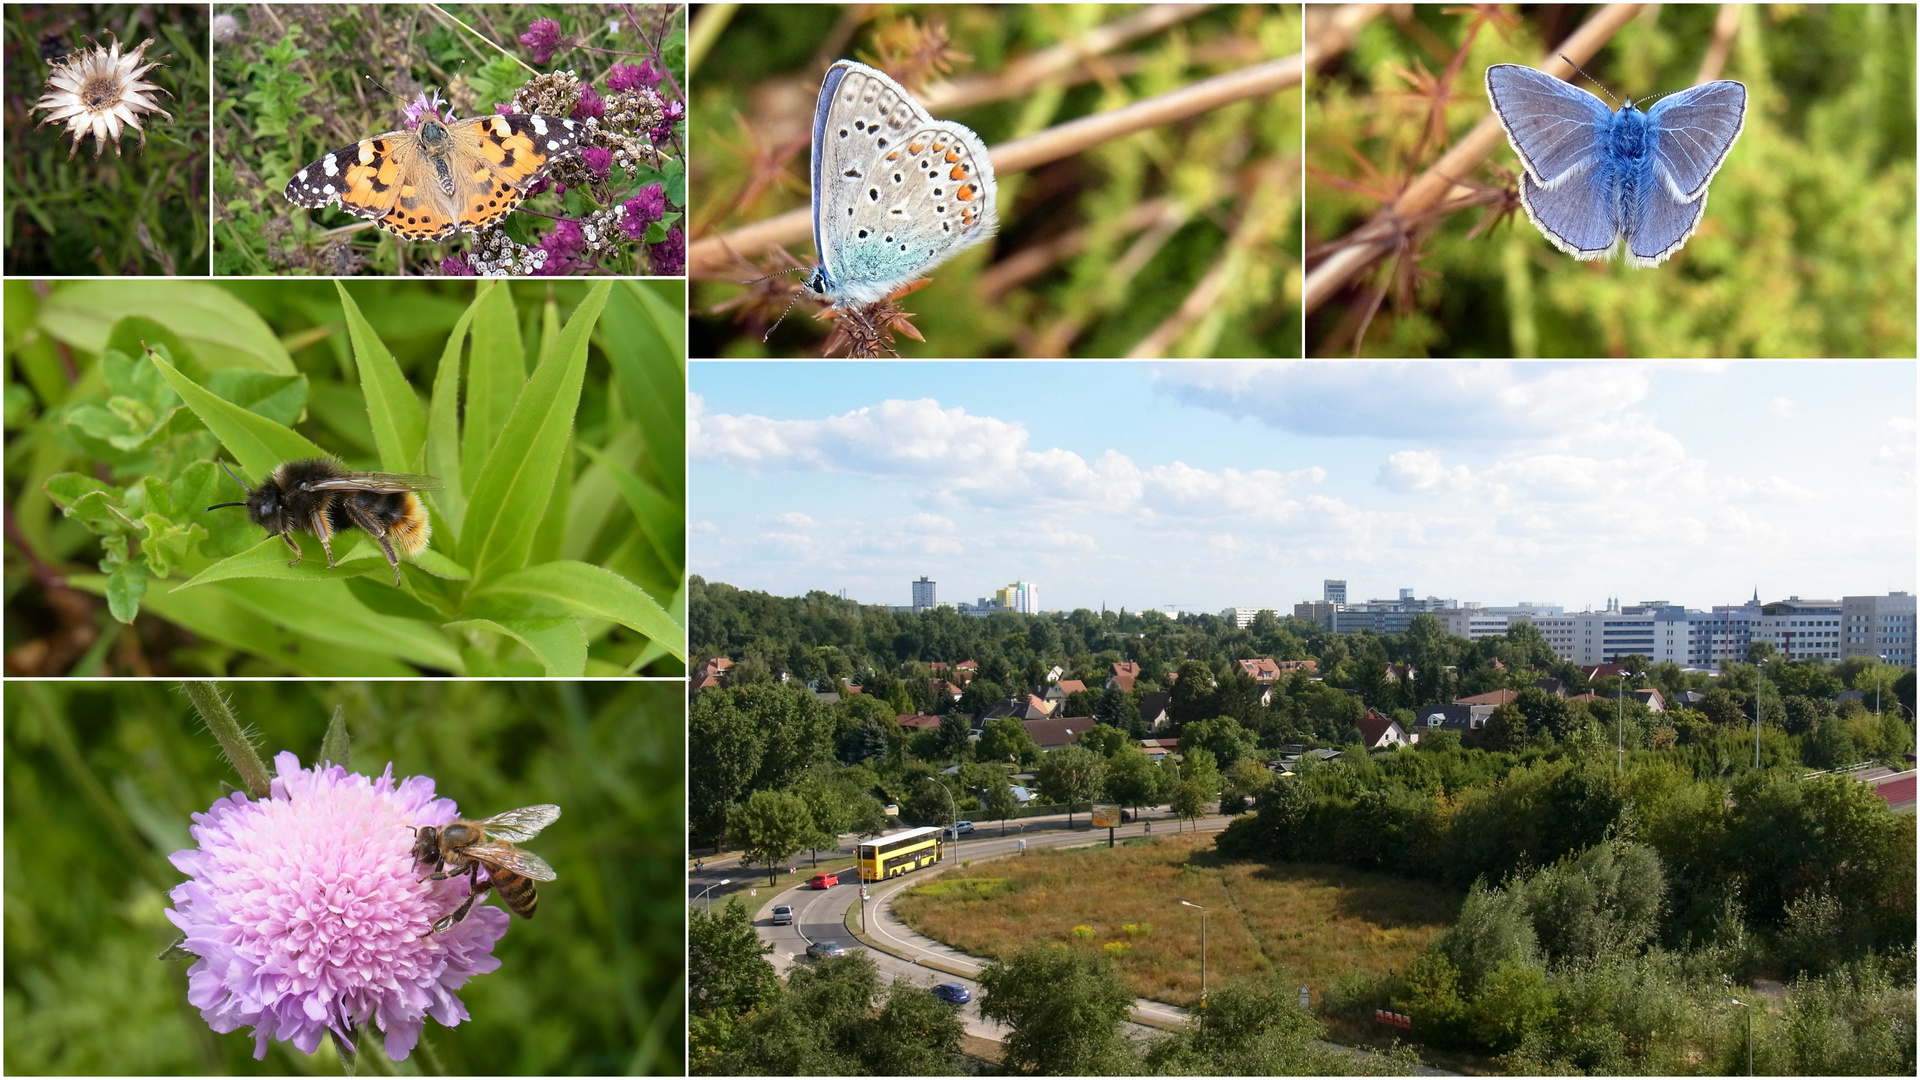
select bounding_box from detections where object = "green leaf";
[205,370,309,427]
[460,283,609,584]
[40,282,295,373]
[461,284,526,490]
[426,285,483,543]
[148,352,327,480]
[577,443,682,574]
[175,535,388,589]
[443,617,587,677]
[337,282,427,474]
[321,705,351,770]
[464,559,684,659]
[601,281,684,498]
[106,560,148,623]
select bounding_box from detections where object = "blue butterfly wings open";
[1486,64,1746,268]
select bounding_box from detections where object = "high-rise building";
[993,581,1039,614]
[1324,579,1347,605]
[1842,592,1915,667]
[912,576,937,612]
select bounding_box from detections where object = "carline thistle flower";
[32,33,173,160]
[166,751,509,1061]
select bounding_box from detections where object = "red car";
[809,872,840,889]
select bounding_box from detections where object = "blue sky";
[689,362,1916,615]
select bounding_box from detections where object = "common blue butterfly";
[1485,63,1746,267]
[806,60,998,308]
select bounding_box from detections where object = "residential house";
[1275,659,1319,676]
[1414,702,1481,732]
[1109,661,1142,692]
[895,714,943,732]
[1137,690,1173,731]
[1532,678,1568,697]
[929,679,964,702]
[980,696,1051,724]
[691,656,732,691]
[1023,715,1092,751]
[1056,678,1088,697]
[1630,688,1666,712]
[1046,665,1065,683]
[1455,688,1518,708]
[1381,662,1418,683]
[1357,710,1411,749]
[1138,738,1180,763]
[1581,663,1627,682]
[1239,657,1282,683]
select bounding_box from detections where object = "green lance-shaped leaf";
[337,282,427,475]
[443,617,588,677]
[148,351,326,481]
[321,705,351,771]
[463,559,685,660]
[459,282,609,585]
[425,286,484,542]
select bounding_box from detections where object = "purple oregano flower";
[166,751,508,1061]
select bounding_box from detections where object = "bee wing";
[477,803,561,842]
[302,471,444,494]
[468,843,558,881]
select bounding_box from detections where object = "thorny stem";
[183,681,272,799]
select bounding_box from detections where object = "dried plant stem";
[183,681,271,799]
[1302,3,1645,315]
[1128,156,1298,358]
[690,54,1306,275]
[927,4,1215,112]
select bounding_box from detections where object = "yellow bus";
[856,826,945,882]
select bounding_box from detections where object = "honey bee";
[409,804,560,934]
[206,458,439,586]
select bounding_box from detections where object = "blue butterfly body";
[1486,64,1746,267]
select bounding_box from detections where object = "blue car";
[931,982,972,1005]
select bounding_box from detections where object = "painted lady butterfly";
[285,112,584,241]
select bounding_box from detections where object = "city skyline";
[689,362,1916,612]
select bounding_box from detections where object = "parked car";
[805,940,848,959]
[809,872,839,889]
[771,905,794,925]
[931,982,972,1005]
[942,820,975,839]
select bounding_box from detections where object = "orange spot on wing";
[949,164,967,180]
[956,184,975,201]
[945,148,961,163]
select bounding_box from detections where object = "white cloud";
[1769,396,1796,418]
[771,511,817,528]
[1150,362,1656,444]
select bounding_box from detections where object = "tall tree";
[1105,748,1163,818]
[689,896,779,1021]
[727,788,814,885]
[983,775,1022,834]
[1035,744,1108,828]
[978,945,1141,1075]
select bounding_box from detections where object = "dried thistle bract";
[33,33,173,160]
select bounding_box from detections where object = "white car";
[771,905,794,925]
[943,820,975,839]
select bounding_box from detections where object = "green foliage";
[726,788,814,885]
[1144,974,1362,1075]
[978,944,1141,1075]
[5,5,210,274]
[1308,4,1916,357]
[706,951,963,1076]
[1034,743,1107,824]
[7,280,685,676]
[2,680,683,1075]
[212,4,687,275]
[692,5,1300,358]
[689,897,779,1024]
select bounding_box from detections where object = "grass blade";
[465,559,685,660]
[148,351,326,479]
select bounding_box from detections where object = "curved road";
[750,813,1235,1041]
[716,811,1454,1074]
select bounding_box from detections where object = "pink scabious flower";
[520,18,564,65]
[166,751,508,1061]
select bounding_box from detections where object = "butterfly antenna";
[759,267,818,342]
[1559,55,1620,106]
[364,74,402,101]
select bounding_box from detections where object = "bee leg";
[310,509,338,569]
[432,864,491,934]
[280,530,304,568]
[341,500,404,585]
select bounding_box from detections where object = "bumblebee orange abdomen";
[387,492,432,555]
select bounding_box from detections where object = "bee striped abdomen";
[491,868,539,918]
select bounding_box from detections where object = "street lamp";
[931,781,959,859]
[1725,998,1753,1075]
[1178,899,1208,1005]
[694,878,731,911]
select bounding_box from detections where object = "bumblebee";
[207,458,439,586]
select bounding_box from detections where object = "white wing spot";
[321,155,340,178]
[530,116,548,136]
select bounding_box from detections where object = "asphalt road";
[743,811,1236,1042]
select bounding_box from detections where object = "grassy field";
[892,835,1461,1008]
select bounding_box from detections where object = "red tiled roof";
[1057,679,1087,694]
[896,714,943,730]
[1455,688,1517,706]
